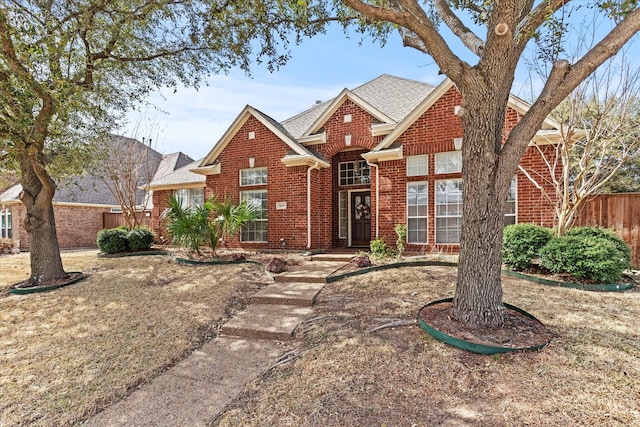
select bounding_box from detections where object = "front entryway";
[351,191,371,247]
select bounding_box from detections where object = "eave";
[361,145,404,162]
[280,154,330,168]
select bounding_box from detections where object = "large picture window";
[407,154,428,177]
[240,167,267,186]
[435,179,463,244]
[435,151,462,174]
[174,187,204,209]
[407,182,428,243]
[241,190,268,242]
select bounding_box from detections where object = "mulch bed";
[10,271,87,293]
[419,300,552,350]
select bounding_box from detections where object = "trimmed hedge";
[97,228,129,254]
[127,228,156,252]
[566,226,631,268]
[503,223,553,270]
[539,235,628,283]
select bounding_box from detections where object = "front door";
[351,191,371,247]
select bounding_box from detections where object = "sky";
[121,10,624,161]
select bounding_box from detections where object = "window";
[407,154,428,176]
[435,151,462,174]
[505,177,517,226]
[174,188,204,209]
[407,182,428,243]
[240,167,267,186]
[241,190,268,242]
[338,191,347,239]
[0,208,11,239]
[339,160,370,186]
[435,179,463,244]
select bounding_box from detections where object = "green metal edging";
[9,272,86,295]
[175,257,263,267]
[502,269,634,292]
[98,250,169,258]
[417,297,550,355]
[326,260,459,283]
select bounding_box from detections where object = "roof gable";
[302,89,395,137]
[199,105,317,168]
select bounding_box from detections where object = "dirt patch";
[419,300,551,349]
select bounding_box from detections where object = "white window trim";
[406,181,428,244]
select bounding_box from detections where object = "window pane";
[240,167,267,186]
[338,191,347,238]
[407,154,428,176]
[435,179,463,244]
[435,152,462,174]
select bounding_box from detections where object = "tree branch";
[433,0,484,56]
[515,0,571,53]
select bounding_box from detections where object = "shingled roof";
[281,74,436,139]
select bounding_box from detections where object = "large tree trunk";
[19,153,66,286]
[451,89,514,328]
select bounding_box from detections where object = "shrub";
[502,223,553,270]
[566,226,631,268]
[97,228,129,254]
[370,238,395,259]
[127,228,156,252]
[539,235,628,283]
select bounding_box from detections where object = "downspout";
[307,162,320,249]
[366,160,379,238]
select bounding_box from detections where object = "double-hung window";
[407,182,428,243]
[407,154,428,177]
[504,177,517,225]
[435,179,463,244]
[240,190,268,242]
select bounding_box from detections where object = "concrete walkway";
[85,257,349,426]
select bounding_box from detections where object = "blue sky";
[122,12,624,160]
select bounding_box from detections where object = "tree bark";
[18,153,66,286]
[452,87,514,328]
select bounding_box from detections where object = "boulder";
[266,257,287,273]
[353,255,372,268]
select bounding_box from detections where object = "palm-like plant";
[161,195,257,257]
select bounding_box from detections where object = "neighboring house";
[150,74,563,253]
[0,136,193,251]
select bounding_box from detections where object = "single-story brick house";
[0,136,193,251]
[149,74,563,253]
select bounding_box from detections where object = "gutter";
[307,162,320,249]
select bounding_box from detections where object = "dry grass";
[215,266,640,427]
[0,250,273,427]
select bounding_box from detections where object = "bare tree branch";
[433,0,484,56]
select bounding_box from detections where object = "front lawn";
[215,265,640,426]
[0,250,272,426]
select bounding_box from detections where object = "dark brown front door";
[351,191,371,247]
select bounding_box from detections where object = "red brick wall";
[11,203,111,251]
[204,115,311,250]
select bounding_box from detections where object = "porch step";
[273,261,346,283]
[311,254,356,263]
[221,304,313,341]
[251,282,325,306]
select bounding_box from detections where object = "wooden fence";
[102,212,152,230]
[575,193,640,268]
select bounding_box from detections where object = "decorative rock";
[353,255,372,268]
[266,257,287,273]
[231,253,246,262]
